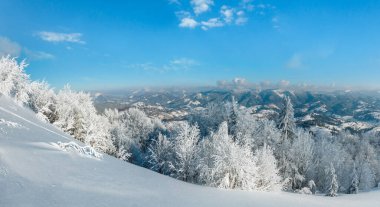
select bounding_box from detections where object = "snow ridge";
[55,141,103,159]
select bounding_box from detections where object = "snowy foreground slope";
[0,95,379,207]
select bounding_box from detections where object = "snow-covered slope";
[0,95,379,207]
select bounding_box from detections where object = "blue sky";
[1,0,380,90]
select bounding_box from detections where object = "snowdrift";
[0,94,379,207]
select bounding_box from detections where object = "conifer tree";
[348,164,359,194]
[227,96,238,140]
[326,163,339,197]
[277,96,296,142]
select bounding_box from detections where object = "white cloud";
[0,36,22,56]
[179,17,199,28]
[233,77,248,86]
[0,36,54,61]
[272,16,280,30]
[240,0,254,11]
[24,49,54,60]
[170,58,197,68]
[129,58,198,73]
[286,54,303,69]
[260,80,272,88]
[278,80,291,88]
[217,77,256,91]
[172,0,275,30]
[191,0,214,15]
[220,6,234,24]
[37,31,85,44]
[201,18,224,30]
[235,10,248,25]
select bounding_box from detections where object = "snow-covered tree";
[326,163,339,197]
[254,143,282,191]
[115,144,130,161]
[105,106,166,165]
[1,56,115,154]
[0,56,30,104]
[362,132,380,183]
[28,80,57,123]
[54,85,114,153]
[348,164,359,194]
[277,96,296,142]
[252,119,282,150]
[313,131,353,193]
[355,140,377,190]
[233,107,282,152]
[336,132,379,191]
[308,180,316,194]
[148,133,174,175]
[226,96,238,140]
[233,106,258,147]
[170,121,200,182]
[85,114,115,154]
[104,108,132,161]
[198,122,257,190]
[122,108,154,152]
[55,85,91,141]
[189,101,229,137]
[286,129,315,190]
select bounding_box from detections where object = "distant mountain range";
[93,88,380,134]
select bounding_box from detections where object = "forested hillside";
[1,56,380,196]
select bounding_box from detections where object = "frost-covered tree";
[189,101,229,137]
[104,108,132,161]
[326,163,339,197]
[362,132,380,183]
[85,114,115,154]
[233,107,258,147]
[226,96,238,140]
[348,164,359,194]
[115,144,130,161]
[198,122,257,190]
[123,108,154,152]
[313,131,353,193]
[55,85,92,141]
[148,133,174,175]
[308,180,316,194]
[252,119,282,150]
[286,129,314,190]
[1,56,115,154]
[55,85,114,153]
[254,143,282,191]
[231,104,281,150]
[104,107,158,164]
[336,132,379,191]
[0,56,30,104]
[28,81,57,123]
[277,96,296,142]
[355,140,377,190]
[169,121,200,182]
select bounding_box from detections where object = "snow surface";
[300,114,314,122]
[0,95,379,207]
[341,121,373,131]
